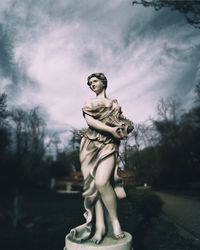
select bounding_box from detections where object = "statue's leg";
[95,155,125,239]
[91,199,106,244]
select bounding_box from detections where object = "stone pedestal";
[64,232,133,250]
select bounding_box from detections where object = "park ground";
[0,188,200,250]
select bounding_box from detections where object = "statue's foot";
[113,231,125,239]
[112,219,125,240]
[91,229,105,244]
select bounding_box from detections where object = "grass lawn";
[0,188,199,250]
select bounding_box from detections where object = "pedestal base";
[64,232,133,250]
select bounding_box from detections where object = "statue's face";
[88,77,105,94]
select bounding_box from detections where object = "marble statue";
[67,73,134,248]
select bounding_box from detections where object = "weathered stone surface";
[64,232,133,250]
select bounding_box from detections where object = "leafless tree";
[29,107,45,155]
[0,93,8,127]
[132,0,200,29]
[130,121,157,150]
[156,97,180,123]
[194,82,200,103]
[11,108,29,155]
[11,107,46,156]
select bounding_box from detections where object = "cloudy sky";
[0,0,200,136]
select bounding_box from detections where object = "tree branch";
[132,0,200,28]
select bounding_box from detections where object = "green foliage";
[0,189,198,250]
[0,189,84,250]
[141,216,200,250]
[126,188,163,223]
[119,188,164,249]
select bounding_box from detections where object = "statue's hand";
[111,127,127,140]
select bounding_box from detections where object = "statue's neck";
[96,89,107,99]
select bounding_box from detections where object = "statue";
[66,73,134,250]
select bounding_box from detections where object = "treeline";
[124,83,200,189]
[1,83,200,190]
[0,94,81,189]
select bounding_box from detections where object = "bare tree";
[132,0,200,29]
[119,138,130,169]
[130,121,157,150]
[11,107,46,156]
[194,82,200,103]
[0,93,10,153]
[51,136,61,160]
[156,97,180,123]
[11,108,29,155]
[68,129,81,151]
[29,107,46,155]
[0,93,8,127]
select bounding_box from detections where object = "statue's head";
[87,73,107,89]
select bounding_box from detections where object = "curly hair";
[87,73,107,89]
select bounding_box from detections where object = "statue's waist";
[83,127,119,145]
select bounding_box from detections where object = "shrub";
[126,187,163,223]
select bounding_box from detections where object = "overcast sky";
[1,0,200,137]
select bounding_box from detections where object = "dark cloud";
[0,0,199,129]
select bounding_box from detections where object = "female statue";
[69,73,133,244]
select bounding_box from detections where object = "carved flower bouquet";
[106,113,134,138]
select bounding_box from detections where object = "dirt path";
[155,191,200,240]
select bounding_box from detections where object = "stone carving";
[68,73,134,246]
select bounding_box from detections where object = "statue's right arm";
[84,114,123,139]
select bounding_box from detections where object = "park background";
[0,1,200,249]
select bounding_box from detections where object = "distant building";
[117,167,136,186]
[51,171,83,192]
[51,168,136,192]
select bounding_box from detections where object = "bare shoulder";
[84,98,94,106]
[85,98,102,105]
[84,97,117,108]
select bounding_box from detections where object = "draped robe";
[68,99,133,242]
